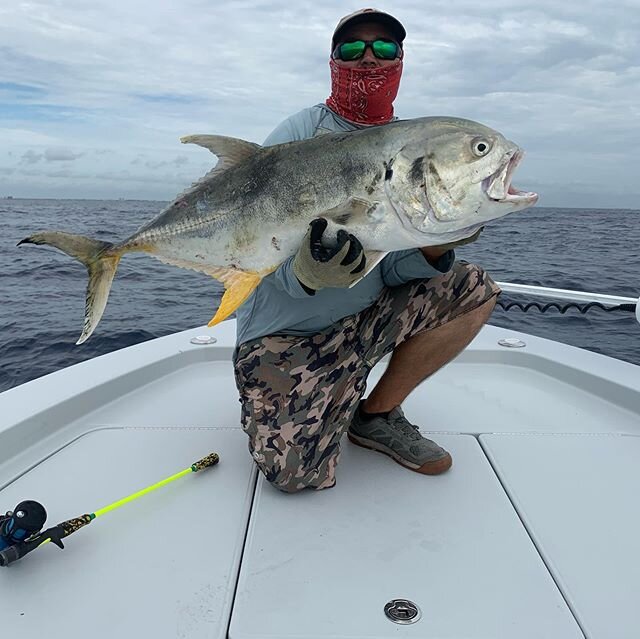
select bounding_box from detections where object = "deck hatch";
[0,426,255,639]
[229,433,583,639]
[482,432,640,639]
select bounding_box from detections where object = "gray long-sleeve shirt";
[235,104,455,346]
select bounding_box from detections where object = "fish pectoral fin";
[347,250,389,288]
[207,269,262,327]
[180,135,261,176]
[318,198,387,288]
[321,197,381,226]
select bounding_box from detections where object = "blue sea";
[1,199,639,393]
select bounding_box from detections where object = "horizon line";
[1,196,638,213]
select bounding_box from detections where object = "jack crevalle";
[19,116,537,344]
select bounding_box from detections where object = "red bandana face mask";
[325,58,403,126]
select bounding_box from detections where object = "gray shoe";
[348,404,452,475]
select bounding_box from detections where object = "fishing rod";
[0,452,219,567]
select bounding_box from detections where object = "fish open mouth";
[485,150,538,204]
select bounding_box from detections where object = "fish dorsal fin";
[180,134,261,175]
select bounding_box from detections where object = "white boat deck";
[1,320,639,638]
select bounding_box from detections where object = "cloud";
[0,127,61,146]
[44,148,84,161]
[0,0,638,206]
[144,159,170,169]
[134,93,203,105]
[20,150,43,164]
[143,155,190,169]
[46,169,75,178]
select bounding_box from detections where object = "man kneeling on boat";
[232,9,500,492]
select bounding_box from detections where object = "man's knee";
[267,477,336,494]
[443,261,500,313]
[261,467,337,494]
[249,428,343,494]
[455,261,500,295]
[269,475,309,494]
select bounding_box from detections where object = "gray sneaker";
[348,404,452,475]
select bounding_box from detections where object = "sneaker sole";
[347,432,453,475]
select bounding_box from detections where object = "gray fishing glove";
[292,218,366,295]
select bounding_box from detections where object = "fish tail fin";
[18,231,121,344]
[207,269,262,327]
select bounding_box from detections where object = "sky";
[0,0,638,208]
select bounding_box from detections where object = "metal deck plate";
[230,433,583,639]
[0,427,254,639]
[482,433,640,639]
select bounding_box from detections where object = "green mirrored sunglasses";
[332,39,401,62]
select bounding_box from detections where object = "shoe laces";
[390,412,423,441]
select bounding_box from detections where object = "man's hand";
[293,218,366,295]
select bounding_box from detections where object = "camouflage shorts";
[233,261,500,493]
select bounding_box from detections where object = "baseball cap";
[331,8,407,48]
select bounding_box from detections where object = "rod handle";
[191,453,220,472]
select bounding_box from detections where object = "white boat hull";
[1,321,638,638]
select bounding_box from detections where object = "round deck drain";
[384,599,421,624]
[498,337,526,348]
[190,335,217,345]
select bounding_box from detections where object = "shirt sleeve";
[381,249,455,287]
[267,255,311,298]
[262,107,322,146]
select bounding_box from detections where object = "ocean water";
[1,198,638,393]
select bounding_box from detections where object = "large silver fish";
[19,116,537,344]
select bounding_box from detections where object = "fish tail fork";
[17,232,121,344]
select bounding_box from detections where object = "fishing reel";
[0,451,219,567]
[0,501,47,551]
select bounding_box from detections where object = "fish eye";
[472,138,492,157]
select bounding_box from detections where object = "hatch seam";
[475,434,589,639]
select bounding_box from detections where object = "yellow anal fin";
[208,269,262,326]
